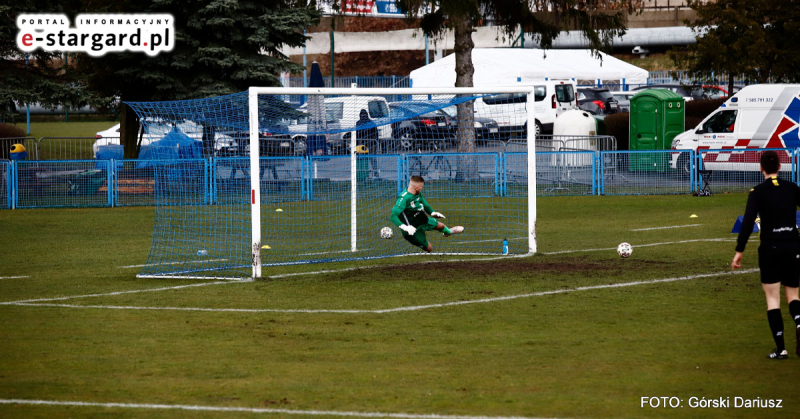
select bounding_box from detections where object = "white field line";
[119,259,229,269]
[6,269,759,314]
[630,224,702,232]
[0,281,235,305]
[541,238,736,255]
[0,276,30,279]
[0,399,556,419]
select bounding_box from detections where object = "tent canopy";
[410,48,648,88]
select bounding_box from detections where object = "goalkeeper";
[391,176,464,252]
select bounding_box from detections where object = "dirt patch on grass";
[360,257,674,280]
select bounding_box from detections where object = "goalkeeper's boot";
[767,348,788,360]
[444,226,464,237]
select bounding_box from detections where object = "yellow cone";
[690,214,698,218]
[261,245,271,249]
[276,208,283,212]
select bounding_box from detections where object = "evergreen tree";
[0,0,86,123]
[78,0,320,157]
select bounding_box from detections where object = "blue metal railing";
[9,148,800,209]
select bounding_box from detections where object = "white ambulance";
[670,84,800,172]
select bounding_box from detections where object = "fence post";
[108,160,115,207]
[10,160,15,209]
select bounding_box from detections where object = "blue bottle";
[502,238,509,255]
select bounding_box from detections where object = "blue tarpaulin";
[136,128,202,168]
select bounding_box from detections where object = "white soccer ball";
[617,242,633,258]
[380,226,393,239]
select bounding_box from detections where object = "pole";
[330,30,335,87]
[25,54,30,135]
[248,88,262,278]
[526,88,537,254]
[350,87,358,252]
[303,29,307,88]
[64,53,69,122]
[425,33,429,65]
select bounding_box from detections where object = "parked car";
[93,120,236,158]
[440,105,500,143]
[388,103,452,152]
[577,88,620,115]
[473,79,578,136]
[632,84,710,101]
[610,91,637,112]
[216,123,297,157]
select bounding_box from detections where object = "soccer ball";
[617,242,633,258]
[380,226,393,239]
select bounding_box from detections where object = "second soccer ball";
[380,226,393,239]
[617,242,633,258]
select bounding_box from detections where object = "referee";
[732,151,800,359]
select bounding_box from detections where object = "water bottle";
[502,238,509,255]
[197,249,209,257]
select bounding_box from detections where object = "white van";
[473,80,578,136]
[291,96,391,152]
[670,84,800,172]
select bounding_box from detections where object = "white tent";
[410,48,648,88]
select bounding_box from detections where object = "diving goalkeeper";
[391,175,464,252]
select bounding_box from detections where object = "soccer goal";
[126,86,537,280]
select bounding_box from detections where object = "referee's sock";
[767,309,785,352]
[789,299,800,328]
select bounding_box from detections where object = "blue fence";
[1,161,9,209]
[5,148,800,209]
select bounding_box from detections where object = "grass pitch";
[0,194,797,418]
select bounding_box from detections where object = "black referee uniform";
[736,176,800,286]
[735,174,800,359]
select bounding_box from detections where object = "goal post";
[247,86,538,279]
[127,85,537,280]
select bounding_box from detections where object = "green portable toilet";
[629,89,685,171]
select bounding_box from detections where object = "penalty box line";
[5,269,759,314]
[0,280,239,306]
[0,398,556,419]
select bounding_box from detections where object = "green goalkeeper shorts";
[400,212,439,249]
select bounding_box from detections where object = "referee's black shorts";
[758,242,800,287]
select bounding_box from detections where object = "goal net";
[126,87,537,280]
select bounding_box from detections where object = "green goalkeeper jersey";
[390,189,434,227]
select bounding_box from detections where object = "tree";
[77,0,320,157]
[0,0,87,123]
[393,0,638,180]
[671,0,800,93]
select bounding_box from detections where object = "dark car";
[217,123,297,157]
[388,103,452,152]
[440,105,500,144]
[577,88,620,115]
[631,84,711,101]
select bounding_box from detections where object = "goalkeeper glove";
[430,211,446,219]
[399,224,417,235]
